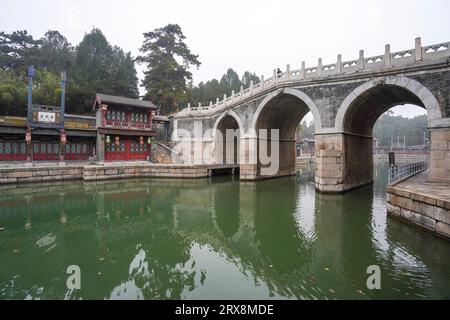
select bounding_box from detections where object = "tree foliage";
[296,120,315,139]
[191,68,261,106]
[373,112,428,146]
[0,28,139,116]
[137,24,200,115]
[295,112,428,147]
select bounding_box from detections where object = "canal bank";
[0,162,239,184]
[387,170,450,239]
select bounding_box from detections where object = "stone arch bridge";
[173,38,450,192]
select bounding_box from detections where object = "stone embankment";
[387,170,450,239]
[0,162,235,185]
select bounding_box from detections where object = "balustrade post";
[286,64,290,80]
[384,44,392,67]
[358,50,365,71]
[317,58,323,77]
[415,37,423,61]
[300,61,306,79]
[336,54,342,74]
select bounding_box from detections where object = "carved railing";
[175,37,450,117]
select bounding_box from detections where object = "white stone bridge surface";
[173,38,450,192]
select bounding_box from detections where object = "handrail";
[388,161,428,185]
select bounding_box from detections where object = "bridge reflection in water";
[0,161,449,300]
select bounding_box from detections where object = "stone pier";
[315,132,373,193]
[428,128,450,183]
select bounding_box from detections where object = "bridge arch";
[335,76,442,133]
[247,88,320,178]
[250,87,322,135]
[212,110,245,138]
[212,110,244,165]
[321,76,442,192]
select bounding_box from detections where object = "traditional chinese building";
[93,94,159,161]
[0,67,96,162]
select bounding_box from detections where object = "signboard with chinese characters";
[38,111,56,123]
[30,107,61,127]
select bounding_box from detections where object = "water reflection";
[0,161,449,300]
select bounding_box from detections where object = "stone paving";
[394,171,450,206]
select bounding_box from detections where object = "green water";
[0,161,449,300]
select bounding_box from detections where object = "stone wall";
[0,166,83,184]
[0,163,228,185]
[83,164,210,181]
[387,185,450,239]
[373,154,428,162]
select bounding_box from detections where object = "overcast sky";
[2,0,449,119]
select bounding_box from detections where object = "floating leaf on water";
[329,289,335,293]
[324,267,330,271]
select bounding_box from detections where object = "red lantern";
[115,136,120,146]
[140,136,144,145]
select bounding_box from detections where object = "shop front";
[104,136,151,161]
[94,93,159,162]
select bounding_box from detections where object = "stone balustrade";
[177,38,450,117]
